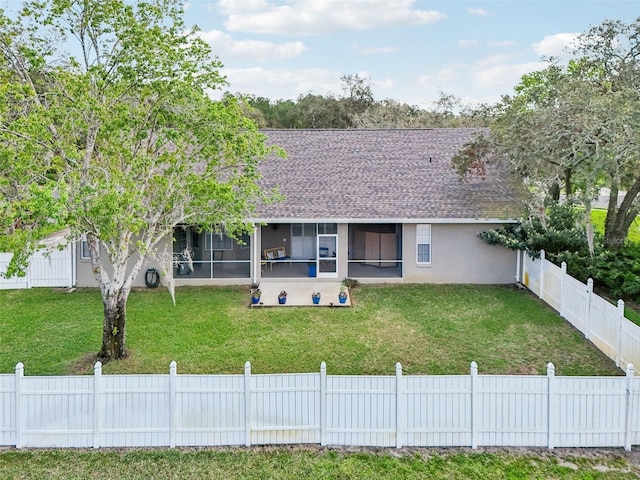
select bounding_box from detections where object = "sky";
[181,0,640,109]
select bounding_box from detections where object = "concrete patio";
[249,281,351,307]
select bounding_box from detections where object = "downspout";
[252,223,259,286]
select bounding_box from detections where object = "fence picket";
[547,363,555,450]
[14,363,23,449]
[93,362,101,449]
[470,361,478,449]
[625,364,635,451]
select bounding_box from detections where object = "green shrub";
[479,203,640,303]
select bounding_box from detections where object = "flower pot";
[278,297,287,304]
[338,295,347,304]
[251,296,260,304]
[312,296,320,304]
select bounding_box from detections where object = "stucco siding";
[402,223,516,284]
[75,223,516,287]
[75,237,170,288]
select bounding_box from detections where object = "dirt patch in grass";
[67,353,101,375]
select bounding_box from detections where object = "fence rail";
[0,244,74,289]
[521,250,640,370]
[1,361,638,450]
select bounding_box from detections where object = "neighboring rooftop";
[255,129,526,222]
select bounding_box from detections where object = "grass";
[0,284,620,377]
[0,285,633,477]
[591,208,640,244]
[0,448,638,479]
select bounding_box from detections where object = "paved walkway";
[250,281,350,307]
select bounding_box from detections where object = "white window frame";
[205,232,233,251]
[416,224,431,265]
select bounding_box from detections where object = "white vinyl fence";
[0,244,74,290]
[1,361,638,450]
[520,250,640,370]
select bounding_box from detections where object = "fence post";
[585,279,593,341]
[515,250,521,284]
[244,361,251,447]
[14,362,23,449]
[470,361,478,449]
[169,361,177,448]
[395,362,403,449]
[93,361,102,449]
[559,262,567,318]
[320,362,327,446]
[617,300,625,368]
[624,363,635,451]
[547,362,555,450]
[539,250,545,300]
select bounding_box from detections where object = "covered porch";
[259,222,403,280]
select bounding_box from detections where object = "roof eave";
[248,217,520,224]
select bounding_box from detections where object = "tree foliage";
[238,77,488,129]
[452,18,640,251]
[0,0,281,361]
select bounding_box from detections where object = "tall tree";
[0,0,280,361]
[340,73,374,115]
[453,18,640,251]
[575,19,640,250]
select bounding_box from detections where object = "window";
[205,232,233,251]
[292,223,316,237]
[416,224,431,264]
[318,223,337,234]
[80,234,98,260]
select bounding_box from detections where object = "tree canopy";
[452,18,640,252]
[0,0,281,361]
[232,76,487,129]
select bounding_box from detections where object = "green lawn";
[591,208,640,244]
[0,284,620,376]
[0,448,637,479]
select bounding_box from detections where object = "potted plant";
[338,286,348,304]
[311,291,321,304]
[278,290,287,304]
[251,288,261,305]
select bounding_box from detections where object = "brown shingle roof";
[255,128,525,222]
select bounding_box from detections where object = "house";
[74,128,526,287]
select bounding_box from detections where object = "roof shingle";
[255,129,525,222]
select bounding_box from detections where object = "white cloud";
[218,67,343,99]
[219,0,446,35]
[487,40,516,48]
[467,8,488,16]
[197,30,307,61]
[417,67,461,88]
[352,44,398,55]
[471,61,546,89]
[218,0,270,15]
[532,33,579,57]
[458,39,478,48]
[375,77,395,90]
[412,54,548,106]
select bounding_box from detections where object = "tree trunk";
[604,177,640,251]
[98,287,129,361]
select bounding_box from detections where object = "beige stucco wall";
[75,222,516,287]
[401,223,516,284]
[75,236,171,288]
